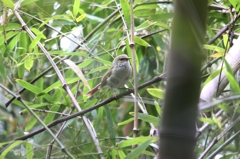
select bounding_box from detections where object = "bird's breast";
[106,62,132,88]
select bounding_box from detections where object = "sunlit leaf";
[125,139,152,159]
[1,0,14,8]
[147,88,164,99]
[76,13,86,22]
[134,36,151,47]
[120,0,131,28]
[118,118,134,126]
[26,142,33,159]
[0,140,24,159]
[73,0,81,17]
[118,136,156,148]
[24,54,34,72]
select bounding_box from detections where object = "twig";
[130,0,139,138]
[206,14,240,45]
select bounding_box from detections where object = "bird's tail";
[86,83,101,97]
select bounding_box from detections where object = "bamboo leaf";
[120,0,131,28]
[134,36,151,47]
[125,139,152,159]
[1,0,14,8]
[147,88,164,99]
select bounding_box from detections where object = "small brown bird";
[87,54,132,97]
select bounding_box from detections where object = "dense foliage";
[0,0,240,158]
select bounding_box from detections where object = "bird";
[87,54,132,97]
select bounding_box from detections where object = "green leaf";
[134,36,151,47]
[50,51,88,57]
[20,103,49,114]
[154,101,162,116]
[1,0,14,8]
[225,72,240,93]
[147,88,164,99]
[212,113,222,128]
[110,149,117,159]
[24,54,34,72]
[130,113,158,126]
[0,31,19,48]
[30,28,46,39]
[16,79,42,94]
[76,13,86,22]
[29,34,43,52]
[0,140,24,159]
[118,136,156,148]
[125,138,152,159]
[204,44,225,57]
[135,20,156,32]
[104,106,116,143]
[26,142,33,159]
[18,32,29,78]
[202,69,221,88]
[0,23,21,32]
[155,22,171,29]
[117,150,126,158]
[95,56,112,66]
[87,66,109,75]
[43,77,79,93]
[134,4,159,11]
[120,0,131,28]
[223,34,229,49]
[118,118,134,126]
[7,33,20,53]
[95,106,104,129]
[21,0,39,6]
[78,58,94,68]
[0,55,6,80]
[229,0,240,12]
[151,13,173,22]
[199,117,215,125]
[223,58,240,93]
[44,105,60,124]
[16,79,52,102]
[25,115,37,131]
[134,8,156,17]
[73,0,81,17]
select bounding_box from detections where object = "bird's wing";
[100,65,113,87]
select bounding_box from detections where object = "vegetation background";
[0,0,240,158]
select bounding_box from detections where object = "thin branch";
[130,0,139,138]
[206,14,240,45]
